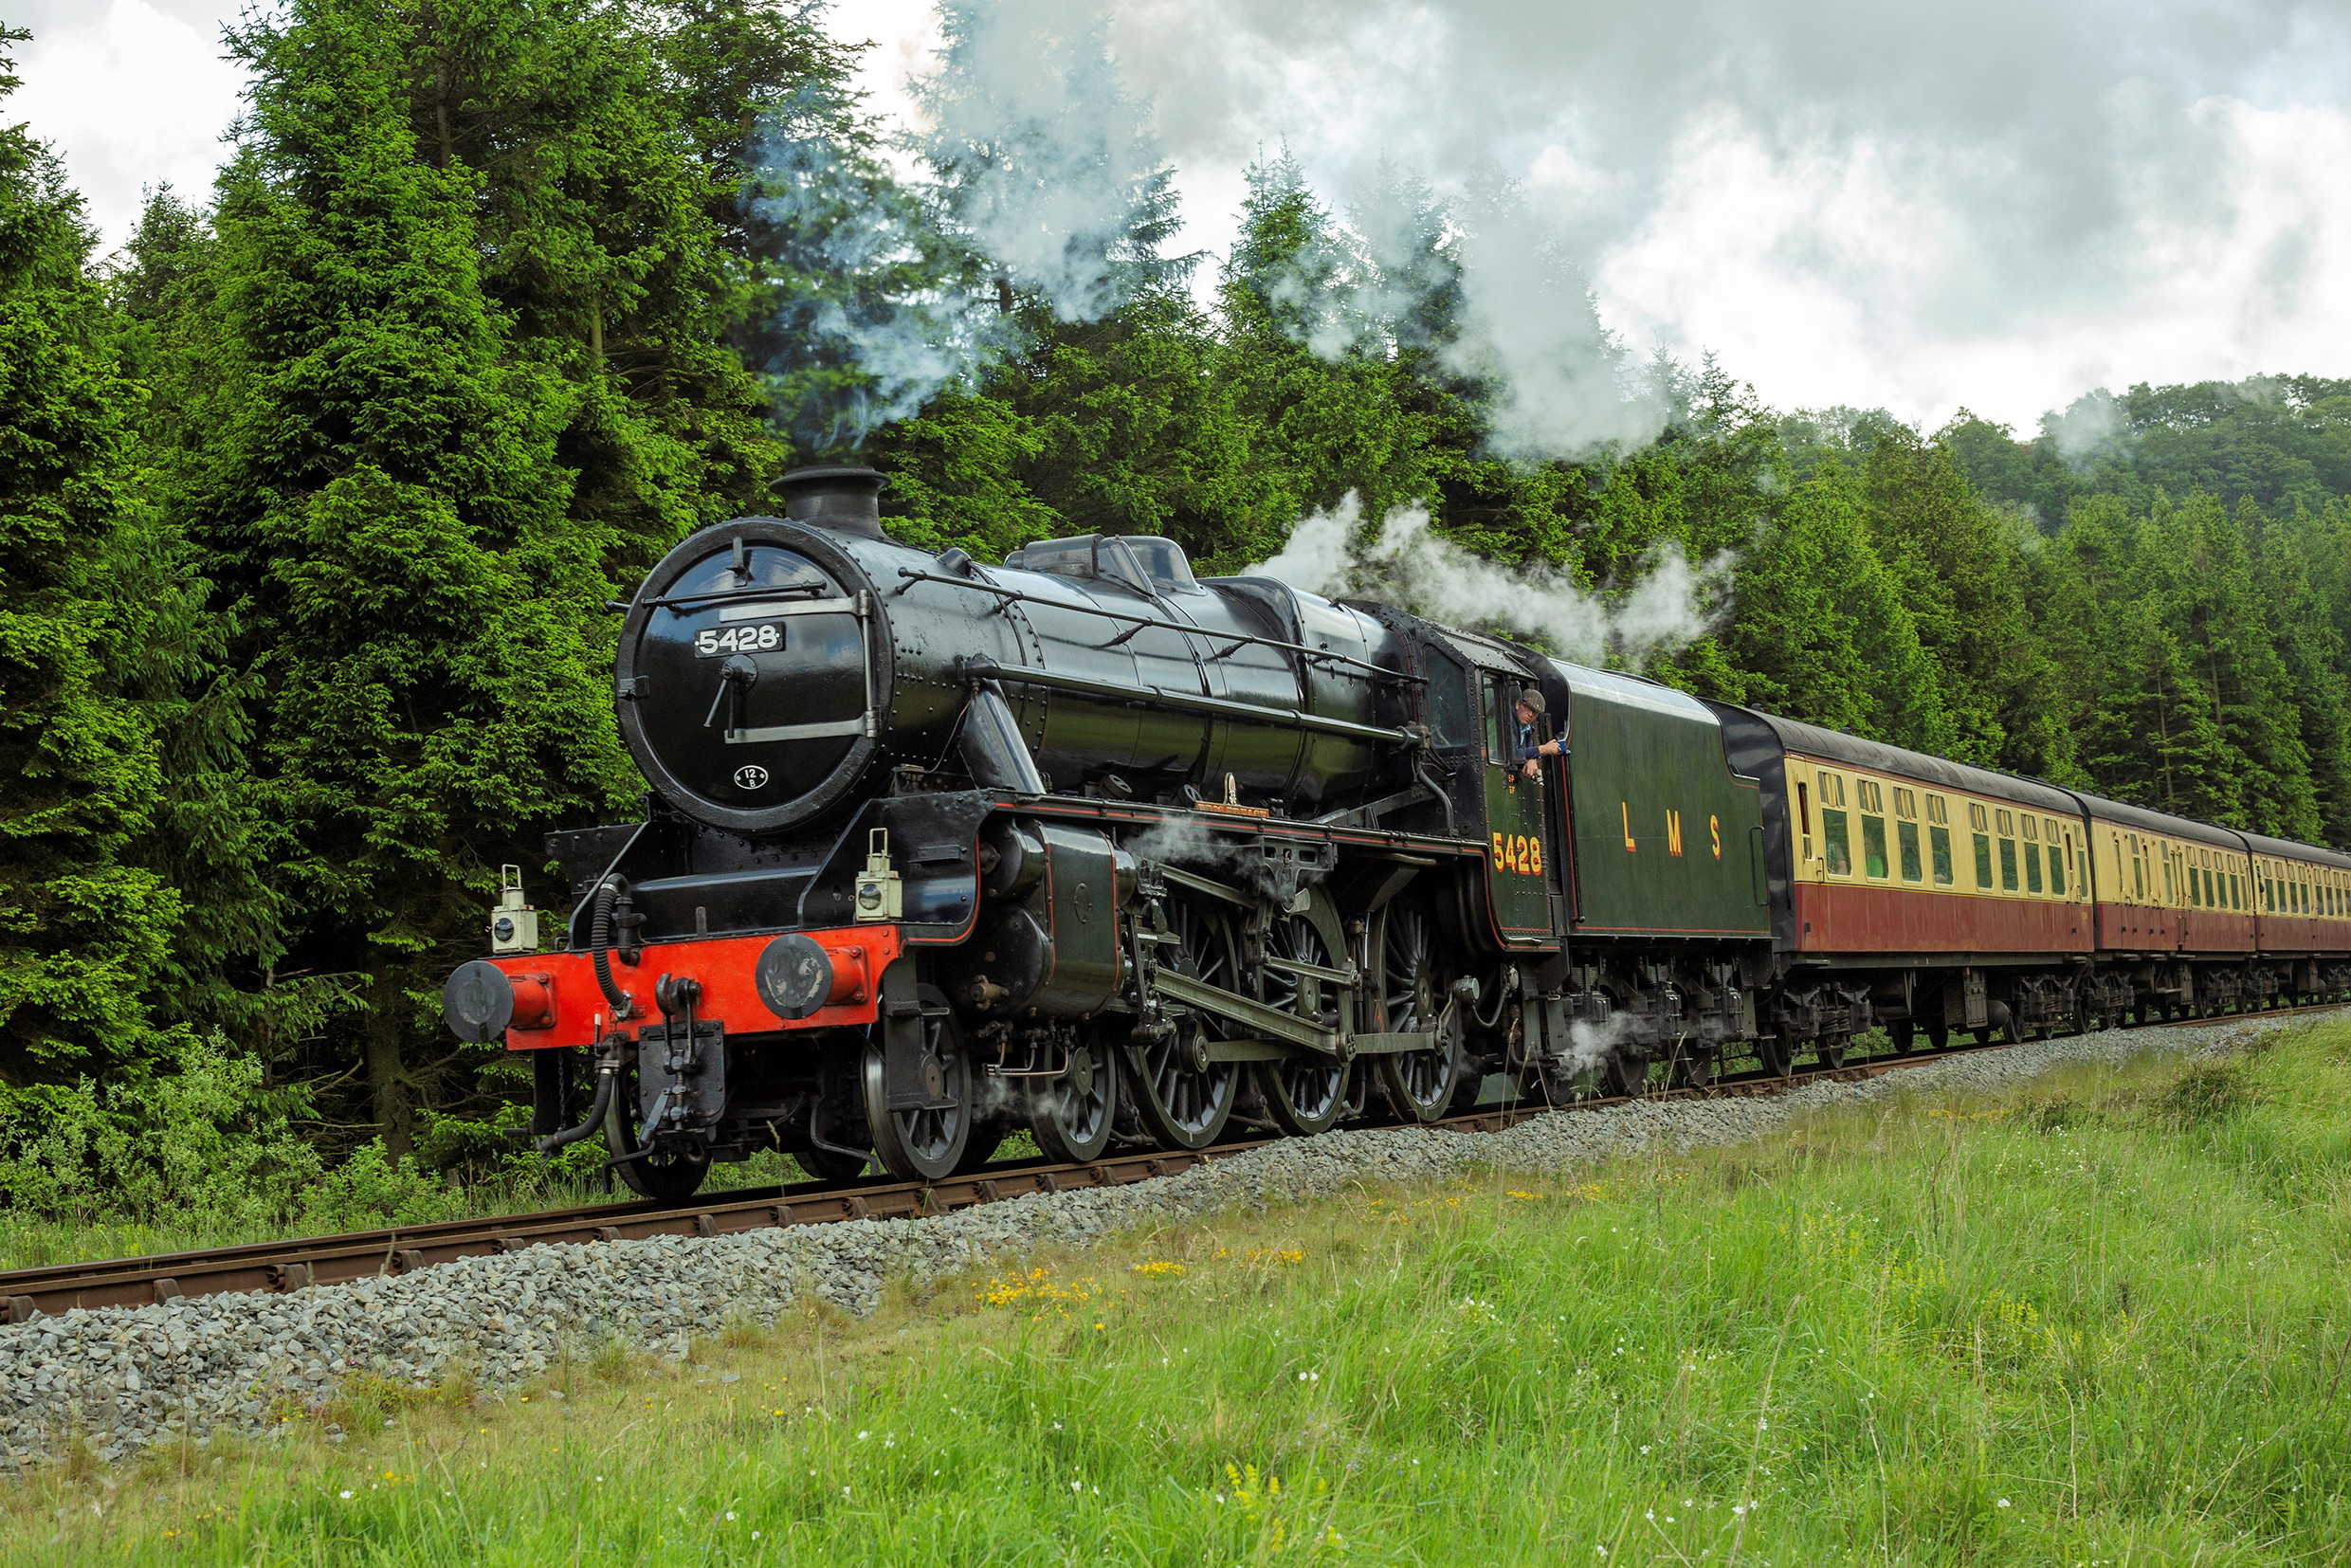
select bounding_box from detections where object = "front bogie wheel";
[861,999,974,1182]
[1027,1039,1119,1164]
[604,1075,712,1202]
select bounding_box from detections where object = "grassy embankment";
[8,1023,2350,1564]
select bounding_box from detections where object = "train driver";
[1515,687,1564,779]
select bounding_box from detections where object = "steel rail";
[3,1000,2338,1324]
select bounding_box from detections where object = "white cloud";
[12,0,2351,436]
[10,0,253,257]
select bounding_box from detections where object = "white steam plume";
[1250,493,1731,665]
[915,0,1181,323]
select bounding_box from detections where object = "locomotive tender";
[442,467,2351,1197]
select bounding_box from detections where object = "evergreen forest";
[6,2,2351,1217]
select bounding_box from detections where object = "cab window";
[1424,647,1472,750]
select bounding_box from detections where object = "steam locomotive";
[442,466,2351,1197]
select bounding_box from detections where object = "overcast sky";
[10,0,2351,435]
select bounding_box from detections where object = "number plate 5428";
[694,622,783,657]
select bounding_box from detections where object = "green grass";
[9,1025,2351,1564]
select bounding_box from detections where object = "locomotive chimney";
[777,465,888,540]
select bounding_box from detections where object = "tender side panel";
[1544,665,1770,939]
[1782,754,2092,958]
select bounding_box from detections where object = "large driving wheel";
[603,1064,712,1202]
[1250,911,1349,1137]
[861,1002,974,1182]
[1127,900,1240,1150]
[1026,1038,1119,1164]
[1373,906,1464,1121]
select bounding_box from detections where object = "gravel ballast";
[0,1014,2307,1468]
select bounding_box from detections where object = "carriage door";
[1481,671,1561,943]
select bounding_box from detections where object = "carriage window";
[2204,867,2216,907]
[1970,802,1989,832]
[1931,826,1954,884]
[2187,865,2200,906]
[1857,778,1882,813]
[2162,858,2174,903]
[1975,831,1995,889]
[1796,782,1813,862]
[2049,843,2066,896]
[2024,839,2043,894]
[1894,787,1916,820]
[1863,813,1888,879]
[1999,837,2019,892]
[1996,809,2014,836]
[2022,815,2039,843]
[1822,806,1852,876]
[1926,794,1949,826]
[1899,820,1923,882]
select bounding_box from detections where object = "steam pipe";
[535,1064,617,1155]
[959,682,1048,793]
[589,877,634,1018]
[952,656,1415,746]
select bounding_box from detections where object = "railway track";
[5,1001,2337,1324]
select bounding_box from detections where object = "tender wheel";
[1759,1025,1796,1080]
[1924,1021,1951,1049]
[603,1075,712,1202]
[1670,1048,1716,1088]
[861,1004,973,1182]
[1373,906,1464,1122]
[1816,1034,1850,1070]
[1602,1049,1648,1097]
[1026,1039,1119,1164]
[1249,911,1348,1136]
[1888,1020,1915,1054]
[1126,900,1239,1150]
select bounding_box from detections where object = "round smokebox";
[756,933,836,1020]
[444,960,517,1042]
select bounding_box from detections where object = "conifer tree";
[1211,151,1431,547]
[2132,493,2313,834]
[1716,464,1949,749]
[0,28,180,1085]
[186,2,631,1155]
[1864,428,2076,780]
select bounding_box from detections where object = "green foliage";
[0,29,181,1084]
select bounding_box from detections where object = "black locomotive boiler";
[443,466,2351,1197]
